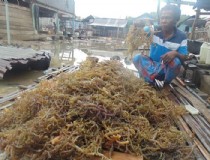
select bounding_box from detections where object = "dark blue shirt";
[150,28,188,62]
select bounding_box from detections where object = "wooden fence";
[0,2,36,41]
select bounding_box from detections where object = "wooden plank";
[0,34,43,41]
[0,29,35,35]
[175,118,206,160]
[0,9,32,19]
[0,103,13,111]
[0,73,3,79]
[0,33,38,39]
[2,12,32,20]
[178,116,210,160]
[193,115,210,136]
[165,86,210,159]
[0,59,12,69]
[0,16,33,25]
[0,84,37,104]
[199,115,210,129]
[183,115,210,152]
[0,66,7,73]
[0,3,30,12]
[0,24,34,32]
[0,65,79,104]
[173,80,210,123]
[0,20,33,28]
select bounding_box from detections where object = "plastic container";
[206,21,210,39]
[199,42,210,64]
[205,43,210,64]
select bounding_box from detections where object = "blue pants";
[133,54,181,84]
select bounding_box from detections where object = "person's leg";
[133,54,163,84]
[164,58,181,83]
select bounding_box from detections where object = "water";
[0,40,128,96]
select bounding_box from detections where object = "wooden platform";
[0,46,51,79]
[161,80,210,160]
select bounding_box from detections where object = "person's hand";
[161,51,178,64]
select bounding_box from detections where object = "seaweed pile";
[0,59,193,160]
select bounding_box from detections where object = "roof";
[164,0,196,6]
[82,15,94,22]
[193,0,210,11]
[135,13,154,21]
[33,0,75,15]
[89,18,128,28]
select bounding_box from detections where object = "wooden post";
[34,5,40,31]
[157,0,160,24]
[31,3,36,32]
[190,9,200,40]
[55,12,60,34]
[4,0,11,44]
[177,0,181,8]
[117,20,120,39]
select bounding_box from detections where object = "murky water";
[0,40,130,96]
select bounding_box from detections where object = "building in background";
[88,18,128,39]
[0,0,75,41]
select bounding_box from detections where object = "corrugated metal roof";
[0,46,44,59]
[35,0,75,15]
[194,0,210,11]
[89,18,128,28]
[164,0,196,5]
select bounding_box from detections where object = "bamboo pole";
[4,0,11,44]
[190,9,200,40]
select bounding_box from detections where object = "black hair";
[160,4,181,22]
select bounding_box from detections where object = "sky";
[75,0,197,19]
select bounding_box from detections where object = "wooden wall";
[0,3,36,41]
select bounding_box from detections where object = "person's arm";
[161,50,187,64]
[161,37,188,64]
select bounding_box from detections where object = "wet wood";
[37,65,79,82]
[0,46,51,79]
[167,90,206,159]
[163,84,210,159]
[183,114,210,152]
[0,103,13,111]
[173,80,210,123]
[0,65,79,106]
[193,115,210,137]
[0,84,36,105]
[175,118,206,160]
[178,117,210,160]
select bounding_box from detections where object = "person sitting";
[133,4,188,85]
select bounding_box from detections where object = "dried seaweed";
[125,24,153,59]
[0,59,194,160]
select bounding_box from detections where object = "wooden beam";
[190,9,200,40]
[199,12,210,15]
